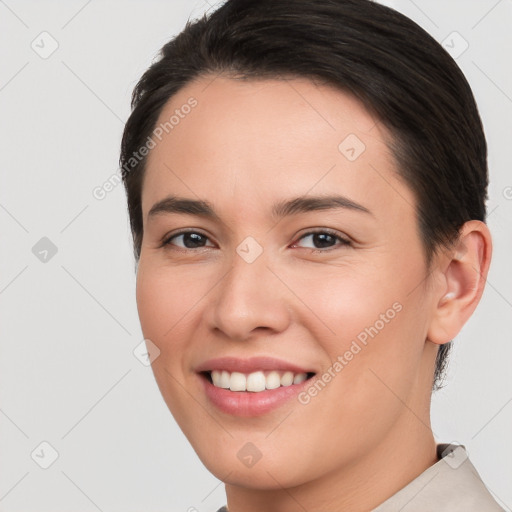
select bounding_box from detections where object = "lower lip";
[199,373,314,417]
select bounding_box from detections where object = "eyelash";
[161,228,351,253]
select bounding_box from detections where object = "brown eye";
[294,230,351,251]
[164,231,215,249]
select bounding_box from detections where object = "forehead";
[141,75,416,226]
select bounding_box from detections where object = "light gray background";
[1,0,511,511]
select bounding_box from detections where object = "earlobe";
[426,220,492,346]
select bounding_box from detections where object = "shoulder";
[373,443,505,512]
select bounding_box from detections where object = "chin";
[189,436,320,490]
[205,457,308,490]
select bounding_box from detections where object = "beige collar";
[372,443,504,511]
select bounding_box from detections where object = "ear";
[427,220,493,345]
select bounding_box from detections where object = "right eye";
[162,230,216,250]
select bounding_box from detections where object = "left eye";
[293,231,350,251]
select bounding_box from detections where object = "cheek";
[284,261,402,348]
[287,262,426,415]
[135,262,206,390]
[135,262,206,425]
[135,262,206,341]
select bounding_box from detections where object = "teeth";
[230,372,246,391]
[246,371,266,392]
[266,371,281,389]
[293,373,307,384]
[209,369,310,392]
[220,370,230,388]
[281,371,294,386]
[211,370,231,389]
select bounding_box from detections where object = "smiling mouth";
[201,370,316,393]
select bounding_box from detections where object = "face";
[136,75,440,489]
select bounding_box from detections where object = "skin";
[135,75,492,512]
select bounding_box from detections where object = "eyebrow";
[147,194,373,222]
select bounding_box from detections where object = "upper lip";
[195,356,315,374]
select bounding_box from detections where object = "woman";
[119,0,503,510]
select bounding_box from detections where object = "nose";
[206,247,292,341]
